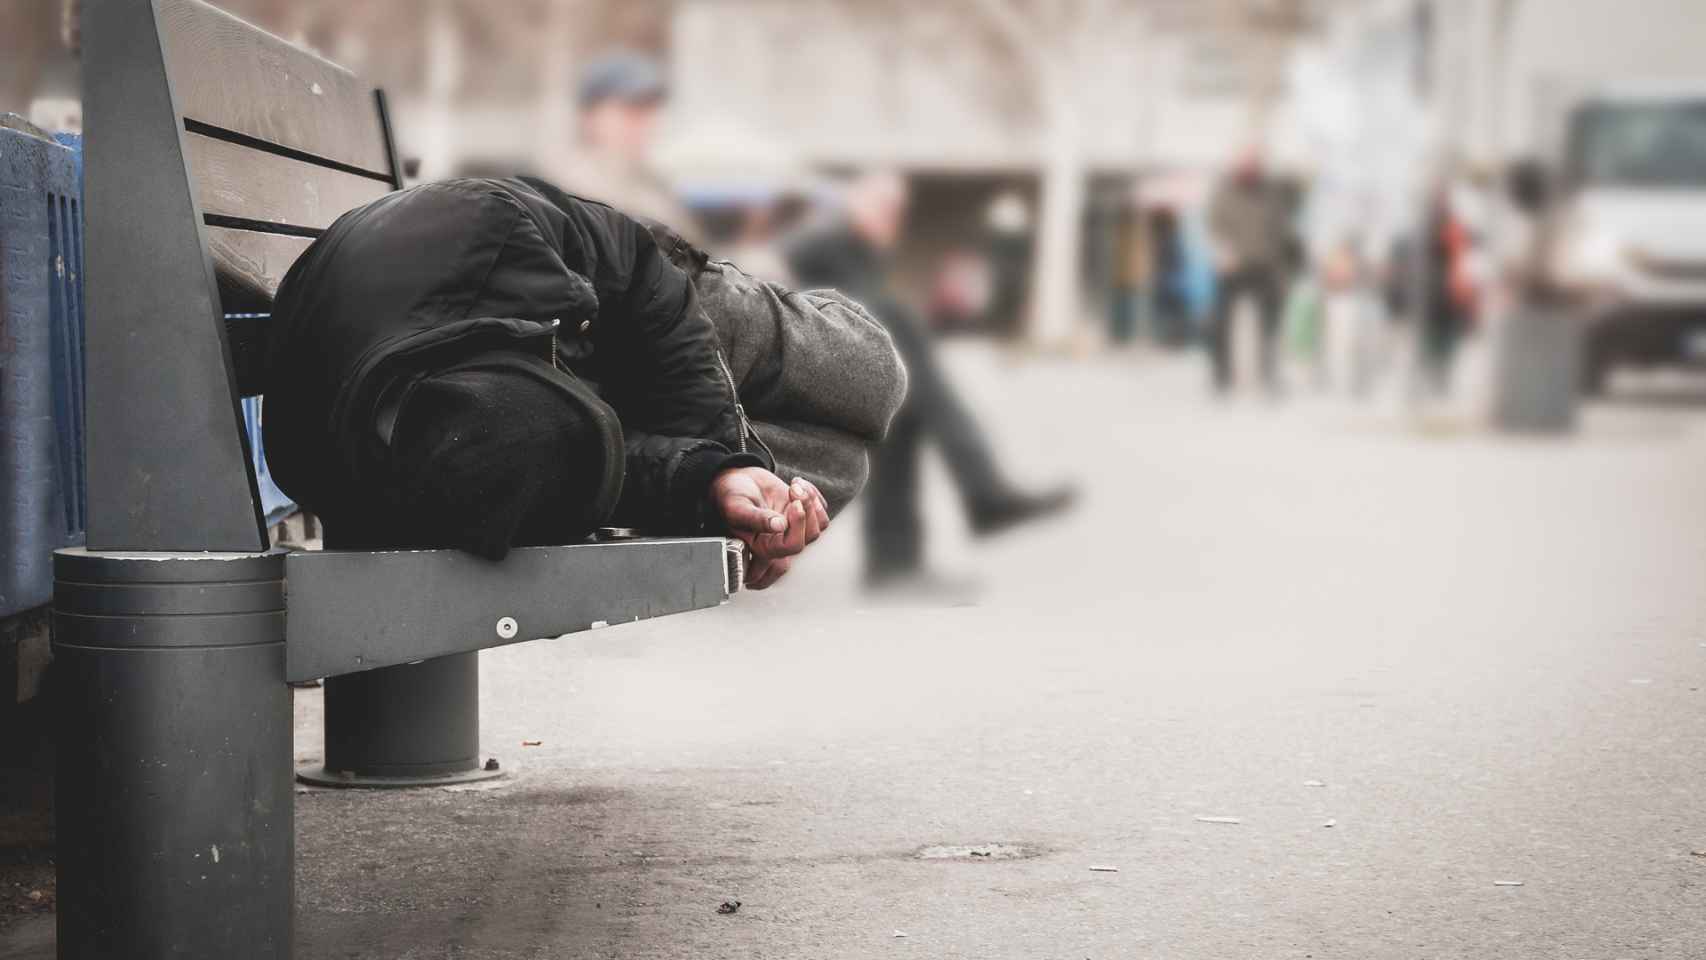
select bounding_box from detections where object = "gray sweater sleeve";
[690,257,908,515]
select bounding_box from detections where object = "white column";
[1028,76,1086,347]
[533,0,576,172]
[416,0,461,181]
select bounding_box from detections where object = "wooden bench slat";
[187,132,390,233]
[207,226,313,308]
[158,0,395,178]
[206,227,312,397]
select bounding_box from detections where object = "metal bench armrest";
[285,537,731,682]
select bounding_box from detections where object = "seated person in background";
[262,176,907,589]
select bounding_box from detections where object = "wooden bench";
[56,2,736,957]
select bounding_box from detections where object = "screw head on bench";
[495,616,518,639]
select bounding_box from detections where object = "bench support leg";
[52,549,291,960]
[298,653,500,788]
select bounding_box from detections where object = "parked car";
[1519,84,1706,393]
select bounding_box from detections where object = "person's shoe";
[968,485,1078,537]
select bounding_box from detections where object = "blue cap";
[578,52,667,107]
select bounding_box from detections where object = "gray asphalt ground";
[9,344,1706,958]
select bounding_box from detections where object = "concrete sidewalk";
[10,348,1706,958]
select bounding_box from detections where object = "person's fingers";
[781,500,812,553]
[746,490,834,562]
[744,552,776,589]
[747,534,777,561]
[749,532,795,561]
[749,502,810,561]
[791,478,831,529]
[790,477,822,509]
[796,498,824,546]
[748,555,791,590]
[777,503,817,553]
[721,494,786,537]
[744,552,771,587]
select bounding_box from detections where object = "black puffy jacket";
[262,176,768,557]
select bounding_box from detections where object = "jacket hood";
[264,179,601,520]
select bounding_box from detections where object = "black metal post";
[52,548,291,960]
[299,653,500,788]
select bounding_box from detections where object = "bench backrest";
[83,0,402,552]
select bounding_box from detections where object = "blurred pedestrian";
[1149,205,1191,345]
[1317,238,1375,395]
[786,172,1076,589]
[1421,187,1477,394]
[548,50,704,243]
[926,250,994,335]
[725,203,794,284]
[1109,201,1150,344]
[1207,147,1292,392]
[984,191,1033,336]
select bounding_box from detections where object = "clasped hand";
[710,466,830,589]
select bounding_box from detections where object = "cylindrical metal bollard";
[52,548,292,960]
[298,652,500,788]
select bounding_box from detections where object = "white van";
[1529,84,1706,391]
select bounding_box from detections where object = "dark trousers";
[1421,304,1463,393]
[1211,266,1283,390]
[865,306,1005,578]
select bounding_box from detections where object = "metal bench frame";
[57,3,732,957]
